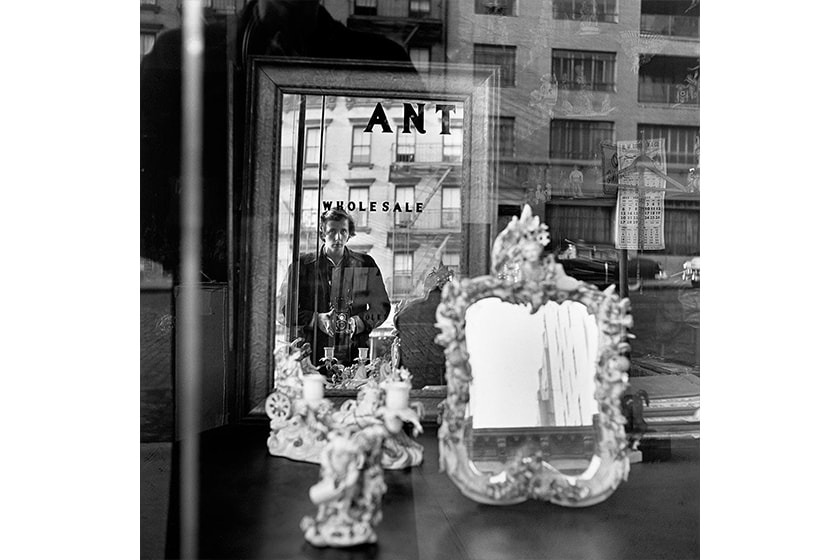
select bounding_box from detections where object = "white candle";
[385,381,410,410]
[302,374,325,403]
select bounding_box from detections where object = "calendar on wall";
[614,138,666,250]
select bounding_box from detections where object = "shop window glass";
[140,0,699,457]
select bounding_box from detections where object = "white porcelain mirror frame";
[435,205,634,506]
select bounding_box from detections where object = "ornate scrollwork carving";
[435,204,634,506]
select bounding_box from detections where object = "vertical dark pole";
[618,249,629,298]
[313,98,327,359]
[178,2,203,559]
[225,13,236,416]
[289,96,307,351]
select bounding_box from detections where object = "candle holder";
[300,402,415,548]
[266,343,336,463]
[332,372,424,470]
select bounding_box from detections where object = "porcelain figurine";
[301,399,419,547]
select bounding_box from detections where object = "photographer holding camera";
[284,207,391,366]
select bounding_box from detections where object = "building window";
[552,0,618,23]
[552,49,617,92]
[396,134,416,162]
[641,0,699,38]
[354,0,377,16]
[493,117,515,157]
[393,252,414,294]
[409,0,431,17]
[305,126,322,166]
[351,126,371,164]
[349,186,370,227]
[638,56,699,105]
[409,47,431,73]
[442,252,461,277]
[474,44,516,87]
[442,127,463,162]
[441,187,461,228]
[475,0,516,16]
[637,124,700,166]
[302,188,319,230]
[395,186,415,225]
[140,32,157,60]
[550,119,614,160]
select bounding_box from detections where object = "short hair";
[319,206,356,238]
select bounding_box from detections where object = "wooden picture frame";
[237,58,499,421]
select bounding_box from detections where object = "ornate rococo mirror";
[435,205,634,506]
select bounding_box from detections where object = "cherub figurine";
[301,428,387,547]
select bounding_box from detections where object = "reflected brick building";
[446,0,700,263]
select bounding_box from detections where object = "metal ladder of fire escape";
[396,165,454,297]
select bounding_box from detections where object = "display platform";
[162,424,699,559]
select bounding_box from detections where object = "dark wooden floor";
[161,424,699,560]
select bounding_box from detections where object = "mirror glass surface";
[248,93,466,412]
[464,298,599,474]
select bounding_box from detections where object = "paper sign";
[614,189,665,249]
[614,139,666,250]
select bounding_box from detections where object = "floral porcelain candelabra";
[300,377,423,548]
[266,340,335,463]
[267,341,424,469]
[334,364,424,469]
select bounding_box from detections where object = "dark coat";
[285,248,391,365]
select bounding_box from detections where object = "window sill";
[637,102,699,110]
[639,31,700,42]
[474,12,517,18]
[349,162,374,169]
[558,86,617,94]
[552,17,619,25]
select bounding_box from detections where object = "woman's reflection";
[280,207,391,367]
